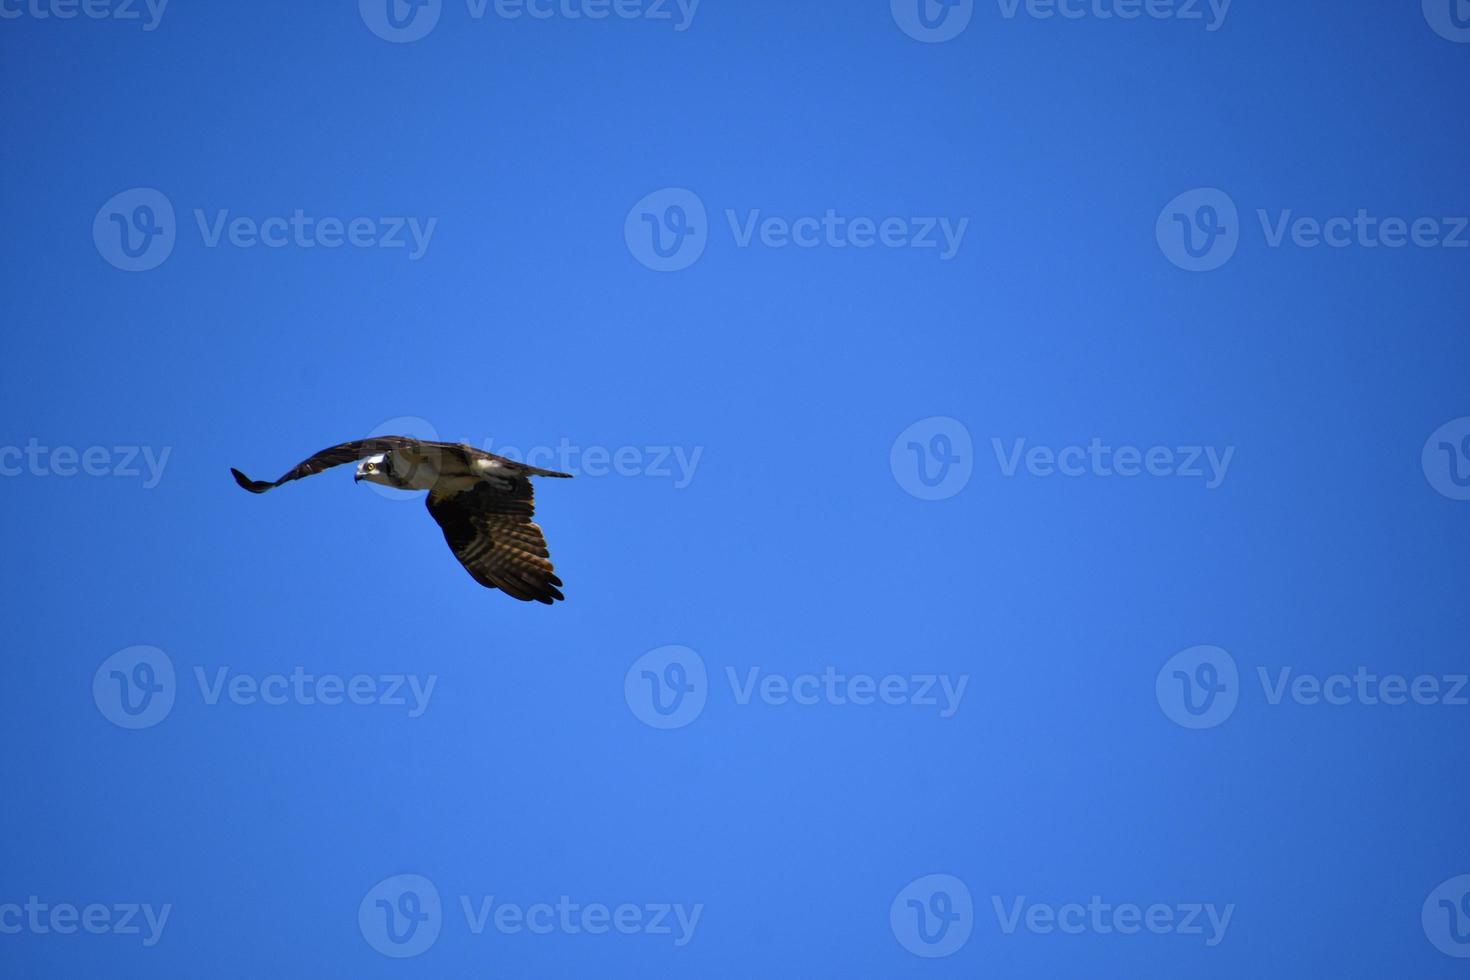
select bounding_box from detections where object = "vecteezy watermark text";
[0,0,168,30]
[624,646,969,729]
[359,0,699,43]
[93,188,436,272]
[0,440,170,488]
[890,419,1235,499]
[483,438,702,488]
[1157,187,1470,271]
[991,895,1234,946]
[1157,645,1470,729]
[624,188,969,272]
[726,667,968,717]
[889,874,1234,958]
[358,874,701,958]
[0,898,171,947]
[460,895,701,945]
[93,647,437,730]
[193,667,436,716]
[891,0,1230,44]
[992,438,1235,489]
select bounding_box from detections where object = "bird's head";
[355,453,401,488]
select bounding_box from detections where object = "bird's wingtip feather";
[230,468,272,494]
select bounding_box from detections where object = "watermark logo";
[891,0,974,43]
[1423,417,1470,501]
[1164,653,1468,724]
[1161,189,1470,270]
[891,417,974,500]
[1424,0,1470,42]
[94,188,176,272]
[1424,874,1470,957]
[361,415,445,501]
[93,646,176,730]
[360,874,442,958]
[94,190,436,270]
[626,190,969,271]
[360,0,442,42]
[625,188,707,272]
[891,874,974,958]
[1157,188,1238,272]
[1156,645,1238,729]
[94,649,436,728]
[625,646,707,729]
[629,655,967,726]
[359,880,702,948]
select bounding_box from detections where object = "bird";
[231,436,571,603]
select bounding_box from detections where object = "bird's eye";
[364,463,376,472]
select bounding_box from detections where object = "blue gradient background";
[3,1,1469,976]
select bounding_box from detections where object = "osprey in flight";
[231,437,571,603]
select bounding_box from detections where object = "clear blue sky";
[3,1,1470,976]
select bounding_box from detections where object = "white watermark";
[193,667,436,717]
[358,874,701,958]
[1424,417,1470,501]
[93,647,437,730]
[0,898,171,947]
[194,210,436,259]
[1157,645,1469,729]
[891,874,974,957]
[996,0,1229,29]
[890,419,1234,498]
[356,416,703,493]
[0,0,167,30]
[992,895,1234,946]
[1424,0,1470,43]
[890,416,974,500]
[484,438,702,488]
[359,0,698,43]
[889,875,1234,957]
[1258,667,1468,708]
[93,188,436,272]
[1158,188,1470,272]
[625,188,969,272]
[891,0,1229,43]
[0,440,170,488]
[991,438,1234,488]
[624,647,968,729]
[726,667,967,717]
[1424,874,1470,958]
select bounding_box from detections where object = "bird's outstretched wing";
[230,437,423,493]
[425,476,565,603]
